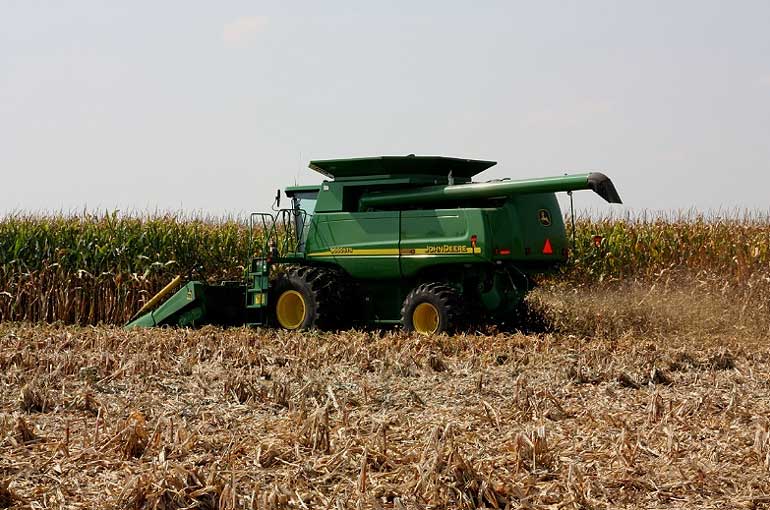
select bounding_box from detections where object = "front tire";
[271,267,342,330]
[401,282,462,335]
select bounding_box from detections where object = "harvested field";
[2,284,769,509]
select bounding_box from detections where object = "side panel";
[305,212,400,279]
[504,193,568,264]
[399,209,489,278]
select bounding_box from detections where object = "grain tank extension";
[126,156,621,333]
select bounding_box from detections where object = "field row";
[2,212,770,323]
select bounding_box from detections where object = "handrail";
[249,208,309,259]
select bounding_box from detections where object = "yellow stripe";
[307,246,482,257]
[307,248,399,257]
[347,248,400,256]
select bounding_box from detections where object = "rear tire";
[401,282,462,335]
[271,267,343,330]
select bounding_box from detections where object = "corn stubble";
[1,300,770,509]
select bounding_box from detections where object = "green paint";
[359,173,616,209]
[125,281,256,328]
[127,156,622,329]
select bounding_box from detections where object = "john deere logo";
[538,209,552,226]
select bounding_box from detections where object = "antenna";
[295,151,302,186]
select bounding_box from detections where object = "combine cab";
[126,156,621,333]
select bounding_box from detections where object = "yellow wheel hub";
[276,290,306,329]
[412,302,440,335]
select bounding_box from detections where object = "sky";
[1,1,769,217]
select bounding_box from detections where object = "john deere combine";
[126,156,621,334]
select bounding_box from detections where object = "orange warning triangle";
[542,238,553,255]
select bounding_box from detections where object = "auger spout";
[358,172,622,209]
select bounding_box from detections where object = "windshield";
[294,192,317,216]
[292,191,318,251]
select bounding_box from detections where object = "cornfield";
[0,212,249,324]
[2,210,770,324]
[565,211,770,283]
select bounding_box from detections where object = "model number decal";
[330,247,353,255]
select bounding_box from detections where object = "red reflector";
[542,238,553,255]
[499,249,511,256]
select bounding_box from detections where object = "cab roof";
[284,185,321,197]
[308,155,497,180]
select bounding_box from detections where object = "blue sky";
[2,1,769,216]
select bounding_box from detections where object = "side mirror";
[275,189,281,208]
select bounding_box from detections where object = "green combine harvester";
[126,156,622,334]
